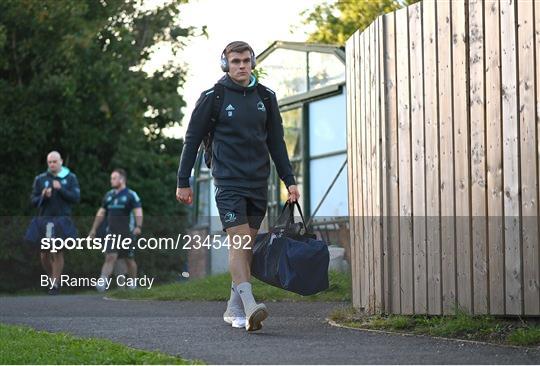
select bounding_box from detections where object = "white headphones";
[220,41,256,72]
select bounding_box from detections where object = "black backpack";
[201,83,273,169]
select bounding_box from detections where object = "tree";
[302,0,419,45]
[0,0,201,291]
[0,0,200,215]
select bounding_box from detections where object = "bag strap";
[279,201,310,230]
[256,84,272,119]
[200,84,225,167]
[210,83,225,128]
[293,201,309,229]
[36,179,52,217]
[37,195,44,217]
[276,201,291,226]
[211,83,270,130]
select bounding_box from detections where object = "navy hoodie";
[31,167,80,216]
[177,74,296,189]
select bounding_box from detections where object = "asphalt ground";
[0,294,539,364]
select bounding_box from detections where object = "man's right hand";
[88,229,96,239]
[42,188,52,198]
[176,187,193,205]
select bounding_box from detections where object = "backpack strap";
[212,83,272,127]
[210,83,272,132]
[201,84,225,169]
[256,83,273,121]
[210,83,225,127]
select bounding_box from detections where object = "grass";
[0,323,203,364]
[108,270,351,302]
[507,326,540,346]
[329,306,540,347]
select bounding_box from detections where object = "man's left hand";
[287,185,300,203]
[132,227,142,236]
[52,180,61,190]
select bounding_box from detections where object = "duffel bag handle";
[279,201,311,232]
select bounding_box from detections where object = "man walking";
[89,168,143,292]
[30,151,80,295]
[176,41,299,331]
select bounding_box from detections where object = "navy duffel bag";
[251,201,329,296]
[24,216,78,247]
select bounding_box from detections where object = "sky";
[144,0,325,138]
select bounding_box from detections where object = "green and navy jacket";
[31,167,80,216]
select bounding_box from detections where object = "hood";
[48,166,70,179]
[218,73,258,93]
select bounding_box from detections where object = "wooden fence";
[346,0,540,315]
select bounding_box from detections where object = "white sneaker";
[245,303,268,331]
[223,307,246,328]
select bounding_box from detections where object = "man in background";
[30,151,80,295]
[89,168,143,292]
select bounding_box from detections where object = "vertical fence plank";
[453,0,473,314]
[362,29,372,312]
[379,15,389,313]
[396,7,414,314]
[348,34,355,309]
[373,18,384,312]
[346,33,361,309]
[437,0,457,315]
[360,31,371,312]
[356,31,367,312]
[485,0,505,315]
[345,35,352,304]
[469,0,488,315]
[423,0,442,315]
[517,0,540,315]
[355,31,364,311]
[536,0,540,317]
[355,31,365,311]
[362,26,370,312]
[409,1,427,314]
[383,11,401,314]
[501,0,523,315]
[367,23,376,312]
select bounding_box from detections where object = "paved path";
[0,294,538,364]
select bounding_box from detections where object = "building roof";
[257,41,345,63]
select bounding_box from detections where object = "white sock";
[229,282,243,310]
[96,275,108,289]
[236,282,257,310]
